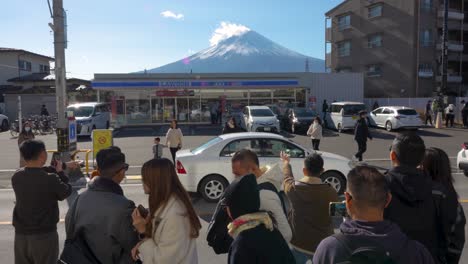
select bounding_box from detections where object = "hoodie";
[313,220,434,264]
[257,163,293,242]
[384,166,439,261]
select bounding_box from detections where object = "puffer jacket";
[257,163,292,242]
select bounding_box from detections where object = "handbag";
[58,196,102,264]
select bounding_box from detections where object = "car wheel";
[199,175,229,203]
[464,170,468,177]
[321,171,346,194]
[1,120,8,131]
[386,121,393,132]
[337,123,343,133]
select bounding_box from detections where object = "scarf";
[227,212,274,238]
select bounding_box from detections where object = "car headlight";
[275,119,280,123]
[348,160,357,168]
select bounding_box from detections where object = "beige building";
[326,0,468,98]
[0,48,53,86]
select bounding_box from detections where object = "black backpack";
[334,234,402,264]
[206,197,233,254]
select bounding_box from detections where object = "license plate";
[352,116,358,120]
[264,127,271,132]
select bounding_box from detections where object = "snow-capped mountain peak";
[145,29,324,73]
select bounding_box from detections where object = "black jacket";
[354,118,371,142]
[313,220,434,264]
[384,166,447,263]
[228,225,295,264]
[12,167,71,235]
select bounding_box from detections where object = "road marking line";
[460,200,468,203]
[0,219,65,225]
[126,175,142,180]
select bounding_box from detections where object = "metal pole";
[52,0,70,155]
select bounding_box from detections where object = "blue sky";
[1,0,343,79]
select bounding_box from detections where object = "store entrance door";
[163,98,175,122]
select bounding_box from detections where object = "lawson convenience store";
[92,72,363,126]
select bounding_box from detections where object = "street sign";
[68,118,77,151]
[92,129,113,162]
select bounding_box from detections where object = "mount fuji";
[145,30,325,73]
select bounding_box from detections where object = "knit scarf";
[227,212,274,238]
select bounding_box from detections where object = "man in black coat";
[353,110,372,162]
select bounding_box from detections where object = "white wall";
[0,52,52,85]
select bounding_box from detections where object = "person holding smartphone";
[166,120,183,164]
[281,152,338,263]
[131,158,201,263]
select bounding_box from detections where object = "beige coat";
[165,128,183,148]
[138,196,198,264]
[307,122,322,140]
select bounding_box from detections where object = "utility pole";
[436,0,449,128]
[52,0,69,153]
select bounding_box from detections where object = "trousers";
[15,231,59,264]
[355,140,367,162]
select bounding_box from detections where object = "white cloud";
[160,10,184,20]
[209,22,250,46]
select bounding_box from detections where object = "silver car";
[369,106,422,132]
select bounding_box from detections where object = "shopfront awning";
[91,79,299,90]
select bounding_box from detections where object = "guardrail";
[46,149,93,176]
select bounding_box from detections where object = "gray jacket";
[65,177,139,264]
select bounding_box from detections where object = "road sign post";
[92,129,113,166]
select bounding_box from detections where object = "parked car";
[175,132,353,202]
[267,105,288,130]
[0,114,9,131]
[286,108,317,134]
[327,102,367,133]
[66,102,111,137]
[458,142,468,177]
[369,106,422,132]
[243,106,280,133]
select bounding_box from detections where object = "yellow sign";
[92,129,113,160]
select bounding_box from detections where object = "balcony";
[326,53,332,68]
[436,74,463,83]
[419,70,434,78]
[326,27,332,42]
[436,42,464,52]
[438,9,465,20]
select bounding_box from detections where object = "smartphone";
[329,202,348,217]
[51,152,61,167]
[137,205,149,218]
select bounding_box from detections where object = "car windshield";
[397,109,418,115]
[191,137,223,154]
[251,109,274,117]
[343,104,366,116]
[294,108,316,117]
[67,106,94,117]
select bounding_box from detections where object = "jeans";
[425,114,432,125]
[355,140,367,162]
[312,139,320,151]
[291,248,313,264]
[446,114,455,127]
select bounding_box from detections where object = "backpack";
[206,197,233,254]
[333,234,401,264]
[257,182,288,216]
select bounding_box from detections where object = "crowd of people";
[11,129,466,263]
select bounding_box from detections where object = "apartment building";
[325,0,468,98]
[0,48,53,86]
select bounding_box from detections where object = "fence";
[364,97,468,124]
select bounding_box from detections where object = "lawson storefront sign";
[92,80,299,89]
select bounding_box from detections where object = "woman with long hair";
[166,120,183,164]
[18,121,35,167]
[132,158,201,264]
[421,148,466,263]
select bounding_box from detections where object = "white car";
[457,143,468,177]
[67,102,111,136]
[0,114,9,131]
[175,132,353,202]
[369,106,422,132]
[243,106,280,133]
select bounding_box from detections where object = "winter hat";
[222,174,260,219]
